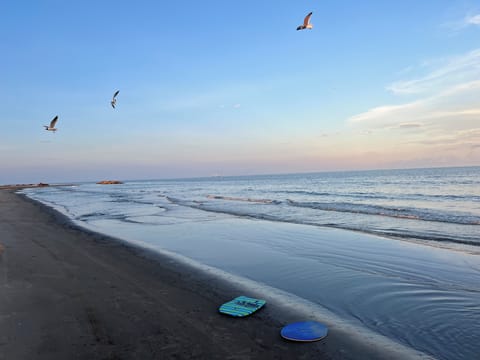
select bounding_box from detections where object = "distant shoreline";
[0,183,51,190]
[0,181,122,190]
[0,183,75,190]
[2,164,478,189]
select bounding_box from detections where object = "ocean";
[22,166,480,359]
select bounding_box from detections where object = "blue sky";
[1,0,480,183]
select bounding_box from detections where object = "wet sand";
[0,189,430,359]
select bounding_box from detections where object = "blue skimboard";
[281,321,328,342]
[219,296,266,317]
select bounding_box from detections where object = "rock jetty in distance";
[96,180,123,185]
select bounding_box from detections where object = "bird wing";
[113,90,119,99]
[50,115,58,128]
[304,12,313,26]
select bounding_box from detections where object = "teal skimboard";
[219,296,266,317]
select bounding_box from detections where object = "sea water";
[22,166,480,359]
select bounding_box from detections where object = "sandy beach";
[0,189,432,360]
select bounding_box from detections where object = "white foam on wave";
[207,194,276,203]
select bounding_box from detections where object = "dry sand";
[0,189,429,359]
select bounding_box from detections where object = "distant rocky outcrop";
[0,183,49,190]
[96,180,123,185]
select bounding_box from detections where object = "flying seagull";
[111,90,119,108]
[297,12,313,31]
[44,115,58,132]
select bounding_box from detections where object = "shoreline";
[0,189,431,359]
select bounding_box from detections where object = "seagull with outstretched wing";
[111,90,119,108]
[44,115,58,132]
[297,12,313,31]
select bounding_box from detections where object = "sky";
[1,0,480,183]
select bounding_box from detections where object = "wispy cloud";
[348,49,480,164]
[386,49,480,94]
[443,13,480,32]
[350,47,480,128]
[350,82,480,124]
[219,103,242,109]
[457,128,480,140]
[397,122,423,129]
[404,128,480,147]
[465,14,480,26]
[349,80,480,128]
